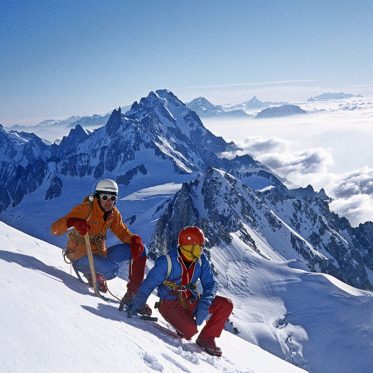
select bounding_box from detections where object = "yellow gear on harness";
[162,279,200,308]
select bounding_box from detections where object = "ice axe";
[84,233,101,297]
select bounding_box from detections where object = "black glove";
[126,302,138,318]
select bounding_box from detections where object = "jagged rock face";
[117,164,147,186]
[45,176,63,200]
[352,222,373,270]
[263,188,372,289]
[149,182,200,258]
[150,169,262,257]
[129,90,228,153]
[150,168,373,290]
[57,125,89,155]
[150,168,284,257]
[0,126,49,210]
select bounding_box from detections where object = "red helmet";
[178,226,205,246]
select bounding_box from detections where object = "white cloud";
[242,137,289,153]
[332,167,373,198]
[237,137,334,180]
[330,194,373,226]
[219,136,288,160]
[258,148,334,175]
[236,137,373,226]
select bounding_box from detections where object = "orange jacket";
[51,197,132,261]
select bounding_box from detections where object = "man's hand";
[195,300,210,326]
[130,234,144,258]
[66,217,91,236]
[126,302,138,318]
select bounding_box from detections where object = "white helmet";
[95,179,118,195]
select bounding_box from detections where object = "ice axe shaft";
[84,233,100,297]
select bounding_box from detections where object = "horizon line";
[173,79,319,90]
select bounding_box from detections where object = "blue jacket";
[131,248,217,311]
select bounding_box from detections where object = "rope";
[107,286,122,302]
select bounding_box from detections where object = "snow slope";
[211,236,373,373]
[0,221,306,373]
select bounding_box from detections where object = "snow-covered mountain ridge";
[150,167,373,290]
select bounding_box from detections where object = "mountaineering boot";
[137,303,152,317]
[96,273,108,293]
[84,273,108,293]
[196,333,222,357]
[121,289,135,306]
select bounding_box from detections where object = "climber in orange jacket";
[51,178,151,315]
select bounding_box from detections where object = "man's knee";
[101,262,119,280]
[181,323,198,339]
[214,296,234,315]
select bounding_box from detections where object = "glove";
[195,300,210,326]
[66,217,91,236]
[130,234,144,258]
[126,303,136,318]
[127,300,141,318]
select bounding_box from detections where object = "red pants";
[127,256,146,295]
[159,296,233,339]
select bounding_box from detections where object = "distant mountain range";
[186,97,249,118]
[8,92,366,141]
[224,96,288,112]
[185,96,295,119]
[308,92,363,101]
[8,105,132,142]
[256,105,307,118]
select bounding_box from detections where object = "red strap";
[176,257,197,301]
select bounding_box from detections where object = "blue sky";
[1,0,373,124]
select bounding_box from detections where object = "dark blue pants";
[73,243,146,280]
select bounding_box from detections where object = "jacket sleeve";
[131,256,168,311]
[110,209,132,244]
[198,254,218,307]
[50,203,91,236]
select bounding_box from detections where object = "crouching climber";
[127,226,233,356]
[51,178,151,316]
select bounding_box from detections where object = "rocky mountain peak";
[105,107,127,135]
[58,124,89,154]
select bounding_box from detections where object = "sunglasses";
[100,194,117,201]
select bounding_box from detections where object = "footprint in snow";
[161,353,192,373]
[143,352,164,371]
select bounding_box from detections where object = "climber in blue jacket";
[127,226,233,357]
